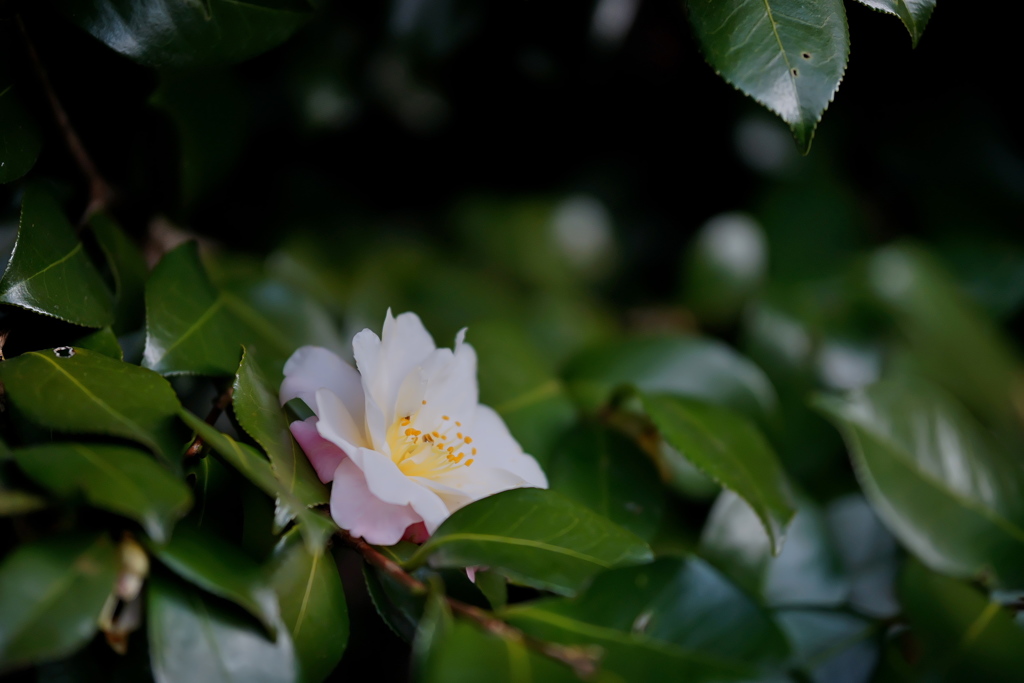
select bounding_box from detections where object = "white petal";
[314,388,366,453]
[417,342,478,426]
[424,466,532,509]
[280,346,365,429]
[330,459,422,546]
[354,311,437,424]
[470,404,548,488]
[347,447,451,533]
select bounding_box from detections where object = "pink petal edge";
[290,417,347,484]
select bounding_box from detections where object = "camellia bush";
[5,1,1024,682]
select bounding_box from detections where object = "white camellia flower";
[280,310,548,546]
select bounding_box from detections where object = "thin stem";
[17,14,114,223]
[341,531,601,679]
[184,384,235,460]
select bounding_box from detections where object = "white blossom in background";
[280,310,548,546]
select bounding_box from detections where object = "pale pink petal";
[469,404,548,488]
[281,347,366,431]
[291,417,347,483]
[347,447,451,532]
[355,310,437,424]
[426,466,534,509]
[418,342,478,425]
[330,459,422,546]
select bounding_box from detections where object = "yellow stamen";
[464,436,473,444]
[465,459,474,467]
[442,415,450,420]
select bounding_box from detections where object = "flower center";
[386,401,478,478]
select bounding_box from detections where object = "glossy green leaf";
[0,84,42,183]
[0,186,114,327]
[0,534,118,669]
[179,410,335,552]
[507,557,789,674]
[412,583,455,680]
[866,244,1022,421]
[14,443,192,544]
[688,0,849,153]
[421,620,579,683]
[898,561,1024,682]
[815,378,1024,587]
[471,320,577,469]
[363,563,422,643]
[269,530,347,683]
[89,213,147,334]
[642,393,794,554]
[407,488,653,596]
[58,0,313,68]
[148,575,297,683]
[547,423,665,541]
[854,0,935,47]
[145,243,337,378]
[565,336,777,422]
[233,347,328,508]
[143,242,244,376]
[700,490,848,606]
[0,348,183,462]
[149,526,281,636]
[76,326,123,360]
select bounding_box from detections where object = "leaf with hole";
[687,0,850,153]
[0,348,183,463]
[642,393,795,554]
[816,378,1024,588]
[0,186,113,327]
[14,443,192,544]
[0,534,118,670]
[407,488,653,596]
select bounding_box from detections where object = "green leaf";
[815,378,1024,587]
[89,213,147,334]
[233,347,328,509]
[0,348,183,462]
[362,563,422,643]
[0,489,47,516]
[775,609,877,681]
[148,575,297,683]
[854,0,935,47]
[547,423,666,541]
[504,557,789,676]
[419,620,580,683]
[687,0,849,153]
[866,244,1022,422]
[76,326,123,360]
[642,393,795,554]
[0,534,118,669]
[58,0,313,68]
[0,186,114,327]
[148,525,282,637]
[898,561,1024,681]
[471,320,577,469]
[179,409,335,552]
[143,242,244,376]
[0,84,42,184]
[269,530,347,683]
[564,336,777,423]
[14,443,192,544]
[700,490,849,606]
[407,488,653,596]
[412,583,455,680]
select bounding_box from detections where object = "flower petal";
[314,388,366,454]
[346,446,451,533]
[422,466,533,510]
[281,346,365,430]
[469,404,548,488]
[330,459,422,546]
[290,417,347,483]
[354,310,437,422]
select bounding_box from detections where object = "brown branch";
[341,531,601,679]
[184,384,235,460]
[17,14,114,223]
